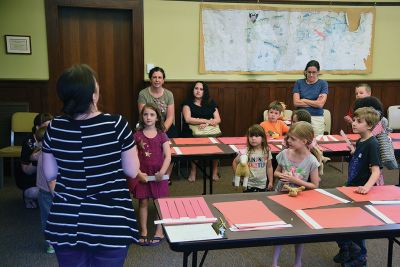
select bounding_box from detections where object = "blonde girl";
[232,124,273,192]
[272,121,321,267]
[128,103,171,246]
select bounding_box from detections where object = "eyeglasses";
[306,71,318,75]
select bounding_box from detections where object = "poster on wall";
[200,4,375,74]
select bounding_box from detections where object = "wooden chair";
[0,112,38,188]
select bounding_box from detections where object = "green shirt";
[138,87,174,121]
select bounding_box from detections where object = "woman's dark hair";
[304,60,320,78]
[32,113,53,133]
[187,81,211,106]
[305,60,320,71]
[353,96,383,116]
[148,66,166,80]
[56,64,97,117]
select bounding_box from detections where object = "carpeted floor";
[1,162,399,267]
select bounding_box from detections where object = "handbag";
[189,124,222,137]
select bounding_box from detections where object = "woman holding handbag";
[181,81,222,182]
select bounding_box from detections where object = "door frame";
[44,0,144,123]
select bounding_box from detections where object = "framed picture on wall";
[5,35,31,54]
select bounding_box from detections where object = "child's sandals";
[138,235,148,246]
[148,236,164,246]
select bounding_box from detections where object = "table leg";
[199,250,209,267]
[192,251,198,267]
[387,238,393,267]
[0,157,4,189]
[183,251,190,267]
[209,160,213,195]
[202,161,206,195]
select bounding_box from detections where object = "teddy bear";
[283,184,306,197]
[234,154,250,188]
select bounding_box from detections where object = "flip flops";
[138,235,148,246]
[148,236,164,246]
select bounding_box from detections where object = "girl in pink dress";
[128,103,171,246]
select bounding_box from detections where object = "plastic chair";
[0,112,38,188]
[388,105,400,131]
[323,109,331,134]
[263,109,293,121]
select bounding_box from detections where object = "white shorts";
[311,116,325,136]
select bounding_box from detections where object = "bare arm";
[274,165,320,189]
[138,102,145,114]
[121,146,139,178]
[209,108,221,126]
[266,158,274,190]
[164,104,175,131]
[355,165,380,194]
[42,152,59,181]
[302,94,327,109]
[182,105,208,125]
[293,93,309,108]
[155,141,172,181]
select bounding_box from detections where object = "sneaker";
[333,243,361,263]
[24,198,37,209]
[343,256,367,267]
[46,244,55,254]
[333,248,350,263]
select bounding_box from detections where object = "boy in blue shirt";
[334,107,381,267]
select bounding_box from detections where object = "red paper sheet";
[298,207,384,229]
[268,190,344,211]
[177,145,223,155]
[158,197,214,220]
[336,185,400,202]
[372,205,400,223]
[389,133,400,140]
[218,137,247,145]
[172,138,217,145]
[267,137,284,143]
[345,134,361,141]
[319,142,350,152]
[213,200,284,227]
[316,135,343,142]
[392,142,400,150]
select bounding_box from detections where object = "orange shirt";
[260,120,289,137]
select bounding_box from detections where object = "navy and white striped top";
[42,113,139,249]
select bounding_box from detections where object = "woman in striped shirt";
[42,64,140,267]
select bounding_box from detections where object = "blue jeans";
[54,246,129,267]
[337,239,367,258]
[38,189,53,237]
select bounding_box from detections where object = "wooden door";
[45,0,143,126]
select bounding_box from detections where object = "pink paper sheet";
[319,142,350,152]
[268,190,344,211]
[218,137,247,145]
[178,145,223,155]
[392,142,400,150]
[213,200,284,227]
[316,135,343,142]
[269,144,282,153]
[345,134,361,141]
[158,197,214,220]
[336,185,400,202]
[298,207,384,229]
[371,205,400,223]
[389,133,400,140]
[172,138,217,145]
